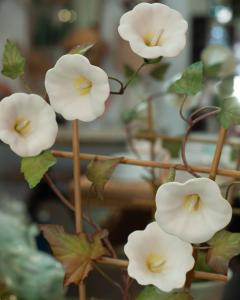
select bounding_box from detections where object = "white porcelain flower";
[45,54,110,122]
[0,93,58,157]
[201,44,236,77]
[155,178,232,244]
[124,222,194,292]
[118,3,188,59]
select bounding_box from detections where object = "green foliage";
[86,157,122,200]
[40,225,108,286]
[230,145,240,161]
[195,251,214,274]
[207,230,240,274]
[1,40,25,79]
[137,286,192,300]
[162,139,181,158]
[218,76,234,97]
[144,57,163,64]
[218,97,240,129]
[166,167,176,182]
[169,62,203,96]
[204,63,222,78]
[137,286,166,300]
[121,109,139,124]
[150,63,170,81]
[69,44,94,55]
[21,151,57,188]
[124,64,140,84]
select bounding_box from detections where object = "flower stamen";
[74,76,92,96]
[14,117,31,136]
[144,29,164,47]
[146,253,166,273]
[183,194,202,212]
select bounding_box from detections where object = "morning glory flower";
[155,178,232,244]
[124,222,194,292]
[201,44,236,77]
[45,54,110,122]
[0,93,58,157]
[118,2,188,59]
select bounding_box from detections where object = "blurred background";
[1,0,240,299]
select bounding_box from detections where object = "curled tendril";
[180,98,221,178]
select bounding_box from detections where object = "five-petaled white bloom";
[0,93,58,157]
[155,178,232,244]
[45,54,110,122]
[124,222,194,292]
[118,2,188,59]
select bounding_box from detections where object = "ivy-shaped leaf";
[137,286,192,300]
[69,44,94,55]
[150,63,170,81]
[162,140,182,158]
[169,62,203,96]
[1,40,25,79]
[207,230,240,274]
[21,151,57,188]
[217,76,234,98]
[218,97,240,129]
[40,225,109,286]
[86,157,122,200]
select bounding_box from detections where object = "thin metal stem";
[123,61,146,91]
[109,76,124,95]
[109,61,146,95]
[179,95,188,123]
[44,174,74,211]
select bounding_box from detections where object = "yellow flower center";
[14,117,31,136]
[74,75,92,96]
[183,194,202,212]
[146,253,166,273]
[144,29,164,47]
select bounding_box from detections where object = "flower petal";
[45,54,110,122]
[155,178,232,243]
[124,222,194,292]
[118,3,188,59]
[0,93,58,157]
